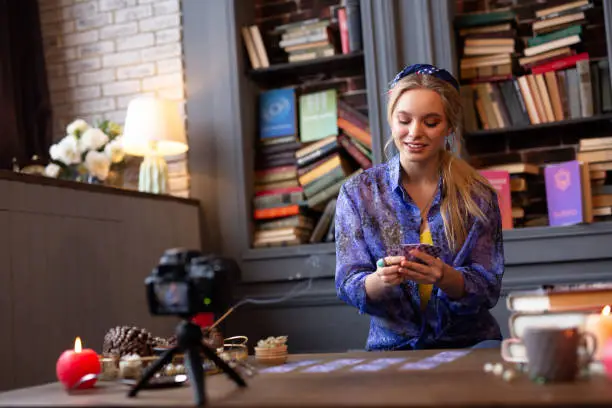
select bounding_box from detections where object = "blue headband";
[389,64,460,91]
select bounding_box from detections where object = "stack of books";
[455,8,519,82]
[455,7,525,131]
[251,86,372,247]
[295,88,364,244]
[252,87,313,248]
[272,18,337,63]
[515,0,605,124]
[481,162,548,227]
[577,136,612,220]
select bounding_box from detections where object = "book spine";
[345,0,362,52]
[576,59,594,117]
[296,141,339,167]
[337,7,350,54]
[531,52,589,75]
[253,205,300,220]
[338,134,372,170]
[306,178,345,208]
[253,191,304,209]
[337,117,372,148]
[303,166,345,198]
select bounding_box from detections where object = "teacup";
[502,326,596,382]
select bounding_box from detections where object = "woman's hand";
[375,256,407,286]
[399,250,446,285]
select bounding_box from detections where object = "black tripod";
[128,319,247,406]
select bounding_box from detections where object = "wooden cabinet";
[0,173,201,391]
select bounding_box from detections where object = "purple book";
[544,160,584,226]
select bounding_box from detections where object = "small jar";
[99,354,119,381]
[119,354,143,379]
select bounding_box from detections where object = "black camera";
[145,248,239,317]
[132,249,247,405]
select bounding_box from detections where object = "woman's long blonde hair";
[385,74,495,253]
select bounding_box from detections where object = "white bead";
[492,363,504,376]
[503,369,517,382]
[483,363,494,373]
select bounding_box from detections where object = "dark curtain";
[0,0,53,170]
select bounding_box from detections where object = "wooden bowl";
[254,345,288,365]
[254,345,287,356]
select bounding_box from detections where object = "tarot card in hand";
[401,243,442,265]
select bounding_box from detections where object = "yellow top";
[418,229,434,310]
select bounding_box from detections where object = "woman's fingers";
[378,265,400,283]
[409,250,436,265]
[399,268,433,284]
[382,256,405,266]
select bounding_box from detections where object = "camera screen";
[154,282,189,313]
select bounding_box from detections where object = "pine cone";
[102,325,155,357]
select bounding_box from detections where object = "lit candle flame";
[602,305,611,316]
[74,337,82,353]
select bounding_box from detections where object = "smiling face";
[391,88,450,164]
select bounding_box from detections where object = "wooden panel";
[10,211,51,388]
[0,177,201,390]
[172,203,201,250]
[0,211,13,391]
[115,198,177,339]
[10,212,120,388]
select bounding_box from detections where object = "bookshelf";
[238,0,377,252]
[465,112,612,137]
[453,0,612,229]
[247,51,365,85]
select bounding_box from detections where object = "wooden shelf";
[242,241,335,261]
[465,113,612,138]
[247,52,365,87]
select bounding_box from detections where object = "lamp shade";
[122,97,188,157]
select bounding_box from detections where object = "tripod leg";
[199,344,247,387]
[185,346,206,407]
[128,347,178,398]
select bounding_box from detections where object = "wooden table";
[1,349,611,407]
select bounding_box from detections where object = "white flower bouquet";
[45,119,125,182]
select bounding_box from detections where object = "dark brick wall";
[254,0,340,31]
[466,118,612,168]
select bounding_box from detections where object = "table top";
[1,348,611,407]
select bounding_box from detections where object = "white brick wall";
[39,0,185,137]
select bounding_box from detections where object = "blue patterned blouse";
[334,154,504,351]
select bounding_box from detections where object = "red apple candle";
[56,337,101,390]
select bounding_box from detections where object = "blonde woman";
[335,64,504,351]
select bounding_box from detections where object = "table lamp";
[122,97,188,194]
